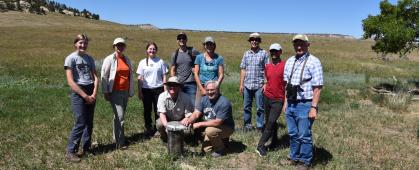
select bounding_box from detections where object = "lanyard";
[289,53,310,85]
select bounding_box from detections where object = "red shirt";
[264,60,286,100]
[113,56,130,90]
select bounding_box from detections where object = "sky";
[53,0,398,38]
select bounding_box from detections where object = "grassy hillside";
[0,11,418,169]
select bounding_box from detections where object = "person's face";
[114,43,126,53]
[204,42,215,53]
[177,35,187,46]
[293,40,309,56]
[147,44,157,56]
[269,49,282,59]
[75,39,88,53]
[248,37,261,48]
[206,83,219,100]
[167,84,180,98]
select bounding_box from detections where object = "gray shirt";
[64,52,96,85]
[197,95,235,129]
[157,91,194,121]
[170,48,200,83]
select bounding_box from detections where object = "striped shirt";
[284,53,323,100]
[240,49,269,90]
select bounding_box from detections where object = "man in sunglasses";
[170,32,200,105]
[156,76,195,142]
[239,32,269,132]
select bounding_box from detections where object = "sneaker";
[243,125,254,132]
[66,153,81,163]
[255,146,267,157]
[211,151,225,158]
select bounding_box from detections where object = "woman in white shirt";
[137,42,167,136]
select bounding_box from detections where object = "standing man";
[181,80,235,158]
[170,32,200,104]
[239,32,269,132]
[156,76,194,142]
[283,34,323,170]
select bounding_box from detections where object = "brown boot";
[66,153,81,163]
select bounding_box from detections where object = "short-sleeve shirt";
[157,91,194,121]
[136,57,168,89]
[283,53,323,100]
[196,95,235,129]
[170,48,200,83]
[64,52,96,85]
[239,49,269,90]
[264,60,286,101]
[194,53,224,85]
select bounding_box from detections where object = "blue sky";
[53,0,397,38]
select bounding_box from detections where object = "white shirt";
[136,56,168,89]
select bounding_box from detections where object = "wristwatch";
[311,105,318,111]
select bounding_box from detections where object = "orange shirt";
[113,56,130,90]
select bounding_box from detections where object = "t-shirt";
[64,51,96,85]
[113,56,130,90]
[197,95,235,129]
[194,53,224,85]
[157,91,194,121]
[264,60,286,100]
[136,57,168,89]
[170,48,200,83]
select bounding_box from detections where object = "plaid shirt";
[284,53,323,100]
[240,49,269,90]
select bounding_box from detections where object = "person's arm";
[91,69,99,100]
[137,76,144,100]
[193,118,222,129]
[66,69,94,104]
[217,58,224,85]
[181,109,202,126]
[309,86,322,120]
[170,65,176,77]
[239,69,246,95]
[159,112,169,128]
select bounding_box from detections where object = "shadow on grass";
[312,146,333,166]
[226,139,246,154]
[90,132,150,155]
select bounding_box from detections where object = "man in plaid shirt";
[239,32,269,132]
[283,34,323,170]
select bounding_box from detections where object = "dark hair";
[146,42,158,66]
[73,34,89,44]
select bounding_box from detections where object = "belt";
[288,99,312,103]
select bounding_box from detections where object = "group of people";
[63,32,323,170]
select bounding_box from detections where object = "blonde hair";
[73,34,89,44]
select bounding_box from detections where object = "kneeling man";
[182,80,235,157]
[156,76,194,141]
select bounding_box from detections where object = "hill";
[0,11,418,169]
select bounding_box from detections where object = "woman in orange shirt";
[101,37,135,149]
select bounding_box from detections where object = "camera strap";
[289,53,310,86]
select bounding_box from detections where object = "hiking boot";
[66,153,81,163]
[296,163,309,170]
[280,157,297,166]
[243,125,254,132]
[255,146,267,157]
[211,150,225,158]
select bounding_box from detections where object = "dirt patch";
[227,152,258,169]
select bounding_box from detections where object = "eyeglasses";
[248,38,261,42]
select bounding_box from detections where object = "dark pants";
[257,95,283,148]
[142,87,164,130]
[67,84,95,153]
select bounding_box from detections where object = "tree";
[362,0,418,59]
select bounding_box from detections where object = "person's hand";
[282,105,286,114]
[239,85,244,95]
[192,122,201,129]
[308,108,317,120]
[200,88,206,95]
[180,118,190,126]
[84,95,95,104]
[138,91,143,101]
[262,84,266,92]
[104,93,110,101]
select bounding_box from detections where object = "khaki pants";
[202,125,234,152]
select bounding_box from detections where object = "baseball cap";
[269,43,282,51]
[249,32,261,38]
[165,76,182,86]
[292,34,309,42]
[203,36,215,43]
[113,37,126,45]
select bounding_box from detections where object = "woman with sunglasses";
[101,37,135,150]
[193,36,224,108]
[136,42,167,136]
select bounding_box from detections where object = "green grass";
[0,12,418,169]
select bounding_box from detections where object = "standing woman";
[194,36,224,107]
[101,37,135,149]
[136,42,167,136]
[64,34,98,162]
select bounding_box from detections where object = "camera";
[286,84,303,101]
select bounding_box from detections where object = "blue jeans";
[285,101,314,166]
[243,87,265,128]
[67,84,95,153]
[182,82,197,106]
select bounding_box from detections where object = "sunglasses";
[270,49,279,53]
[248,38,261,42]
[204,42,214,46]
[177,36,187,41]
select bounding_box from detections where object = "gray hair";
[204,80,219,89]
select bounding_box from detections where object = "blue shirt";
[283,53,323,100]
[197,95,235,129]
[194,53,224,85]
[239,49,269,90]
